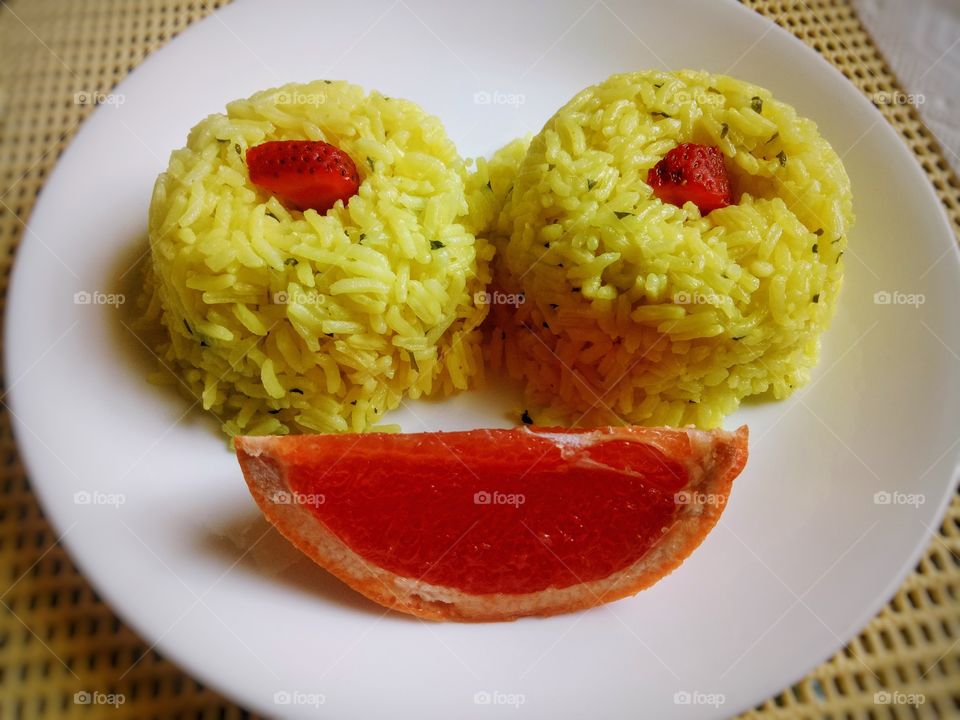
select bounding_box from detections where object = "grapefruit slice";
[235,425,748,621]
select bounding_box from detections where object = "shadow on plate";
[106,232,223,437]
[196,506,418,622]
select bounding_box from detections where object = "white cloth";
[853,0,960,176]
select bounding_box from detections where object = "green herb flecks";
[614,211,633,219]
[430,240,445,250]
[776,150,787,167]
[720,123,729,139]
[284,257,299,266]
[812,293,820,303]
[366,157,375,172]
[587,179,597,190]
[750,96,763,113]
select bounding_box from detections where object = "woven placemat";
[1,1,957,718]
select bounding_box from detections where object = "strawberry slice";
[246,140,360,214]
[647,143,732,214]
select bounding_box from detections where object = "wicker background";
[1,1,957,718]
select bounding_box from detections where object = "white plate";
[6,0,960,717]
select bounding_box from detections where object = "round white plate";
[7,0,960,717]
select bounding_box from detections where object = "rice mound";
[472,70,854,428]
[141,80,492,436]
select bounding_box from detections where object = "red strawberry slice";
[246,140,360,214]
[647,143,732,214]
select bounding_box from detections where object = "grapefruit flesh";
[235,425,748,621]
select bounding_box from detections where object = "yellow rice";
[467,70,854,428]
[140,80,492,436]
